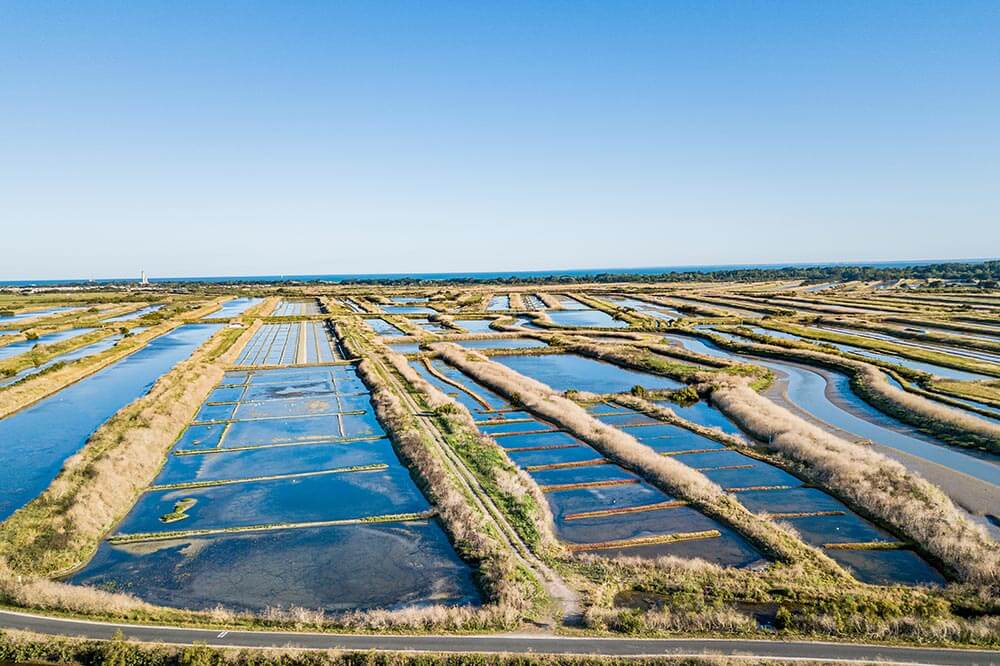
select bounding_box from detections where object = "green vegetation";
[3,280,1000,646]
[159,497,197,523]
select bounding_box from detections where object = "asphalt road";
[2,609,998,665]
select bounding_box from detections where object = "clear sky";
[1,2,998,280]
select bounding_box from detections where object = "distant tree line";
[8,260,998,289]
[331,260,1000,287]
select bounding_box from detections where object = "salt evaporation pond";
[0,327,96,361]
[412,361,763,567]
[746,326,993,382]
[104,304,165,322]
[235,321,339,366]
[0,333,124,389]
[494,353,683,393]
[71,362,480,612]
[662,334,1000,487]
[272,299,322,316]
[0,324,221,520]
[0,306,82,324]
[588,402,943,585]
[547,309,628,328]
[819,326,1000,365]
[454,319,496,334]
[487,295,510,311]
[382,304,436,315]
[203,297,262,319]
[364,318,404,337]
[606,295,681,321]
[458,338,547,351]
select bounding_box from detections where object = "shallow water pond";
[194,403,236,422]
[458,338,547,350]
[737,487,849,515]
[412,318,449,333]
[104,304,165,322]
[0,324,221,520]
[558,505,724,545]
[0,333,123,389]
[493,431,580,449]
[654,400,747,437]
[387,341,422,354]
[827,548,945,586]
[547,309,628,329]
[272,299,321,316]
[580,526,764,568]
[117,466,430,536]
[0,305,81,324]
[364,318,404,336]
[480,419,555,436]
[671,449,756,470]
[702,463,802,490]
[156,439,397,486]
[0,327,96,361]
[596,412,661,427]
[781,513,896,546]
[663,334,1000,486]
[205,298,262,319]
[208,386,246,403]
[530,464,639,487]
[494,353,683,393]
[71,521,480,612]
[545,482,674,521]
[453,319,497,334]
[222,414,348,447]
[383,305,435,315]
[507,445,605,468]
[487,295,510,311]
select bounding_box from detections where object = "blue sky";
[1,1,997,280]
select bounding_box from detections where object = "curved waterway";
[743,326,991,382]
[662,334,1000,488]
[0,333,124,389]
[0,324,221,520]
[737,327,1000,423]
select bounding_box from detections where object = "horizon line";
[1,256,995,286]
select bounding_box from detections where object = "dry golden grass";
[708,379,1000,583]
[0,321,260,579]
[430,343,843,574]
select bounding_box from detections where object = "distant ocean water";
[1,258,992,287]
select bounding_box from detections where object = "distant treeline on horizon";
[329,260,1000,287]
[4,260,999,289]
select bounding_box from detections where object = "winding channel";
[661,334,1000,493]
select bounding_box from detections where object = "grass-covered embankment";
[338,320,548,628]
[682,327,1000,454]
[0,320,257,581]
[757,321,1000,378]
[0,300,227,420]
[704,377,1000,584]
[430,343,846,578]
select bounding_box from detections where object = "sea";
[1,258,992,287]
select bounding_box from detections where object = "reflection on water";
[494,353,683,393]
[71,362,480,612]
[663,334,1000,486]
[72,522,480,613]
[0,324,221,520]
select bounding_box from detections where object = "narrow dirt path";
[371,355,581,627]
